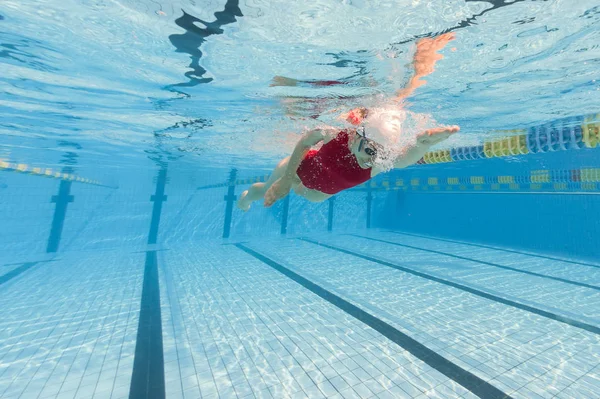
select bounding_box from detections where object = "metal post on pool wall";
[280,195,290,235]
[327,197,335,232]
[366,184,373,229]
[222,168,237,239]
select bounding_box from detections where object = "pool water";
[1,0,600,398]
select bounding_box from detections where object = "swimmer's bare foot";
[417,126,460,146]
[236,190,251,211]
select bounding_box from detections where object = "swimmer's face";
[353,126,381,167]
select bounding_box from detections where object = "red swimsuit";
[296,130,372,195]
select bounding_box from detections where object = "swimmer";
[237,33,459,211]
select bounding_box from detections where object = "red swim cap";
[347,109,364,125]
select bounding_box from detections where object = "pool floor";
[1,230,599,398]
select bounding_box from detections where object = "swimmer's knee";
[277,156,290,168]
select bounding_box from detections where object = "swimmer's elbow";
[299,128,326,147]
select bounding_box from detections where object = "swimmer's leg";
[237,157,290,211]
[293,182,332,203]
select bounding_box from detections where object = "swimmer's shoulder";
[314,125,344,144]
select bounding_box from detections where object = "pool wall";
[376,149,600,260]
[1,148,598,260]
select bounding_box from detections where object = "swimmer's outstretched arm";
[264,126,337,207]
[394,32,456,102]
[391,125,460,169]
[338,32,456,126]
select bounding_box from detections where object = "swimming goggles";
[356,126,378,157]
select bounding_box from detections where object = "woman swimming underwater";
[237,33,459,211]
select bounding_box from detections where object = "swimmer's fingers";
[270,76,299,87]
[423,125,460,135]
[416,32,456,53]
[417,125,460,146]
[437,32,456,42]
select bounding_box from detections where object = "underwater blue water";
[1,1,600,398]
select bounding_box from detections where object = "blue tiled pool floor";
[1,231,599,398]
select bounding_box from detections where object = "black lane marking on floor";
[129,250,165,399]
[0,262,39,286]
[299,238,600,336]
[235,243,512,399]
[350,234,600,292]
[388,230,600,270]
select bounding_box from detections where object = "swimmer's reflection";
[167,0,242,88]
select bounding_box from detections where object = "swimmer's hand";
[270,76,299,87]
[264,177,292,207]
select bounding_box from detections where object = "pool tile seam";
[349,234,600,291]
[299,237,600,336]
[236,243,513,399]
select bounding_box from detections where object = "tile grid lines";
[0,272,74,368]
[270,238,490,360]
[215,248,413,399]
[237,243,512,399]
[169,250,234,398]
[0,262,39,286]
[485,331,584,396]
[234,244,463,399]
[167,251,238,399]
[259,239,534,395]
[222,246,412,398]
[34,279,106,399]
[270,238,600,398]
[299,238,600,336]
[2,241,597,399]
[554,363,600,398]
[387,231,600,270]
[288,239,596,396]
[209,252,319,398]
[104,265,143,399]
[59,190,116,253]
[348,233,600,324]
[159,250,192,398]
[43,268,137,399]
[0,267,98,398]
[204,252,322,399]
[50,272,129,399]
[194,260,258,398]
[83,261,142,399]
[378,231,600,287]
[526,343,597,398]
[128,251,165,399]
[348,234,600,291]
[69,266,135,399]
[303,325,403,398]
[201,245,343,397]
[205,254,295,396]
[159,193,197,242]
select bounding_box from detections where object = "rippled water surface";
[1,0,600,171]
